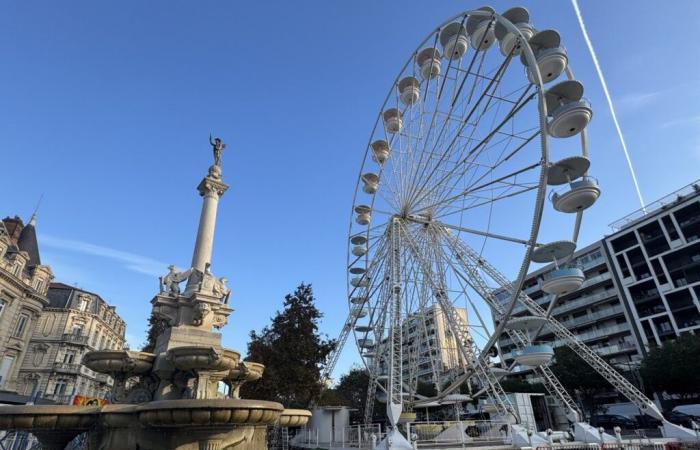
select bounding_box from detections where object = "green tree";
[240,283,336,408]
[318,388,351,407]
[335,367,382,424]
[640,333,700,399]
[549,346,609,419]
[141,312,165,353]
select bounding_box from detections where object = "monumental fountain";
[0,137,310,449]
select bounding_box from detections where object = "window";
[53,380,67,395]
[13,313,30,338]
[63,350,76,364]
[0,299,6,319]
[662,215,680,241]
[72,325,83,336]
[79,296,89,312]
[34,279,44,293]
[0,356,15,388]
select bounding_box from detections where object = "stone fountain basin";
[227,361,265,382]
[278,409,311,428]
[83,350,155,375]
[167,346,240,372]
[136,399,283,427]
[0,405,100,430]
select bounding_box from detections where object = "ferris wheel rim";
[345,7,584,379]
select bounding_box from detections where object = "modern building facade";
[0,216,53,395]
[604,181,700,349]
[494,179,700,382]
[15,283,127,404]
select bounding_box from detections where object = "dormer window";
[79,296,89,312]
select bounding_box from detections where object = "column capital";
[197,176,229,199]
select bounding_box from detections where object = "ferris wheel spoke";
[405,49,516,211]
[413,162,540,217]
[407,84,535,211]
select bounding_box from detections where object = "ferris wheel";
[326,6,672,446]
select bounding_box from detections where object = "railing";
[95,373,111,384]
[44,393,73,404]
[609,179,700,231]
[0,431,41,450]
[292,424,384,448]
[52,362,81,373]
[62,333,89,345]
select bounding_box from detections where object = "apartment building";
[401,303,468,384]
[15,283,127,404]
[604,181,700,349]
[494,180,700,382]
[495,242,642,374]
[0,216,53,397]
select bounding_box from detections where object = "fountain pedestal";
[0,137,310,449]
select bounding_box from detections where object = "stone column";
[191,169,229,272]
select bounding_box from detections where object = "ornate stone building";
[15,283,127,404]
[0,216,53,396]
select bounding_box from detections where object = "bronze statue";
[209,134,226,167]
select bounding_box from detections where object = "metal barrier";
[291,424,384,449]
[0,431,86,450]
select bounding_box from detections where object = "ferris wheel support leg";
[375,218,413,450]
[453,237,673,426]
[399,221,519,423]
[439,228,583,422]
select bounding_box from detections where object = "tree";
[240,283,336,408]
[499,378,547,394]
[549,346,610,419]
[640,333,700,399]
[335,366,383,424]
[141,312,166,353]
[318,388,351,407]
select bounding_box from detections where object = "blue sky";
[3,1,700,380]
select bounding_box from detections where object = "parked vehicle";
[590,414,638,430]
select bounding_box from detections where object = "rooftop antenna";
[570,0,647,214]
[29,193,44,226]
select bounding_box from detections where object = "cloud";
[615,91,663,111]
[660,115,700,129]
[40,234,169,277]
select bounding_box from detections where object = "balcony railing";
[52,362,81,373]
[95,373,112,384]
[62,333,89,345]
[44,393,73,404]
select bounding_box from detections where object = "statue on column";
[209,135,226,167]
[160,265,192,296]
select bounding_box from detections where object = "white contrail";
[571,0,646,212]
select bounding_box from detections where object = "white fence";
[291,421,510,448]
[291,424,384,449]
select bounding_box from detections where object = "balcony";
[62,333,89,345]
[52,362,81,374]
[95,373,112,384]
[44,394,73,404]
